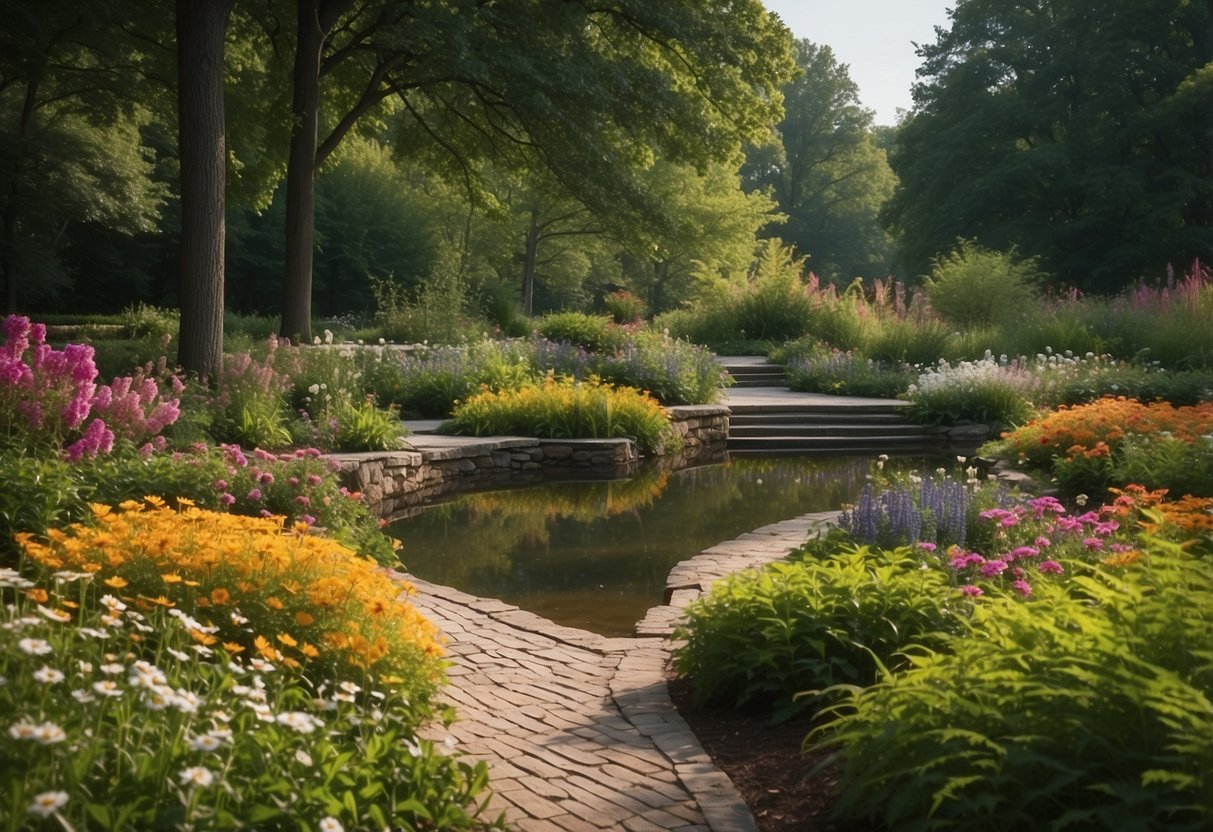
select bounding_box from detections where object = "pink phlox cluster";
[1026,495,1066,517]
[91,367,181,443]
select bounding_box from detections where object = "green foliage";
[733,240,814,342]
[0,452,84,563]
[742,39,896,280]
[925,242,1043,328]
[536,312,625,353]
[121,303,180,339]
[594,330,729,406]
[1112,434,1213,499]
[443,375,677,456]
[603,290,646,324]
[370,270,486,347]
[386,340,535,418]
[813,545,1213,830]
[674,545,963,721]
[781,343,914,399]
[885,0,1213,291]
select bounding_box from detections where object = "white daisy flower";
[17,638,52,656]
[27,790,68,818]
[178,766,215,787]
[33,666,65,684]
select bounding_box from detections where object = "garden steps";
[716,359,942,454]
[718,356,787,388]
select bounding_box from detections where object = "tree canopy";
[742,40,896,282]
[884,0,1213,289]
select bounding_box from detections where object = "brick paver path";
[401,510,841,831]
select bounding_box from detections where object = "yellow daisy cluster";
[16,498,443,681]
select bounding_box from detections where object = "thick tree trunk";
[522,206,540,317]
[279,0,326,344]
[176,0,233,380]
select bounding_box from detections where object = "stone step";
[729,423,924,438]
[729,412,910,426]
[727,401,911,416]
[726,434,941,453]
[730,375,788,387]
[722,362,785,375]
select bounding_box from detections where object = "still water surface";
[388,456,879,636]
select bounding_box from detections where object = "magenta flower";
[1012,580,1032,597]
[917,542,937,552]
[1039,560,1064,575]
[1007,546,1039,561]
[299,514,317,526]
[294,495,311,507]
[1083,537,1104,551]
[959,584,984,597]
[218,493,236,507]
[1034,535,1052,548]
[247,489,263,502]
[979,559,1008,578]
[214,480,229,492]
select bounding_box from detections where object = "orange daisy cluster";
[1000,397,1213,468]
[16,498,443,680]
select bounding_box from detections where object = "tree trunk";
[522,205,540,317]
[176,0,233,380]
[279,0,327,345]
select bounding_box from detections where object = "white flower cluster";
[909,355,1038,396]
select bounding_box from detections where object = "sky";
[762,0,955,125]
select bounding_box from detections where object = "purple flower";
[299,514,316,526]
[214,480,228,491]
[1083,537,1104,551]
[218,493,236,507]
[1039,560,1064,575]
[247,489,263,502]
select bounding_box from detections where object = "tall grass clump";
[925,241,1043,328]
[385,340,534,417]
[780,342,914,399]
[1099,259,1213,368]
[442,375,676,455]
[811,542,1213,831]
[535,311,626,353]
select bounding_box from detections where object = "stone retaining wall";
[332,404,730,519]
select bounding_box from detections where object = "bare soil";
[665,674,873,832]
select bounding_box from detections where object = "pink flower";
[917,542,937,552]
[247,489,263,501]
[287,477,300,487]
[299,514,316,526]
[1034,535,1052,548]
[218,493,236,507]
[1083,537,1104,551]
[214,480,228,491]
[1012,580,1032,597]
[959,584,984,597]
[979,560,1008,578]
[306,474,323,487]
[1007,546,1039,561]
[1039,561,1064,575]
[258,472,274,485]
[295,496,311,507]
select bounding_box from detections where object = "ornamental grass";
[16,499,442,687]
[443,374,677,455]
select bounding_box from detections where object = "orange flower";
[265,596,284,611]
[26,588,49,604]
[294,611,314,627]
[210,588,231,606]
[189,629,218,646]
[103,576,129,589]
[276,632,298,648]
[222,642,246,655]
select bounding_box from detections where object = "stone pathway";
[401,510,840,831]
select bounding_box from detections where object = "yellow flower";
[299,642,320,658]
[276,632,298,648]
[162,573,183,584]
[143,496,165,508]
[103,576,129,589]
[210,588,231,606]
[222,642,245,655]
[189,630,218,646]
[90,503,113,518]
[265,596,284,611]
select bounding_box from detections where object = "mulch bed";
[665,674,874,832]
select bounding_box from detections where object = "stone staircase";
[718,356,942,455]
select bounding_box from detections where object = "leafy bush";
[442,375,676,455]
[603,290,647,324]
[863,316,953,366]
[121,302,180,340]
[207,339,294,449]
[535,311,625,353]
[811,543,1213,831]
[674,545,964,721]
[732,240,814,343]
[371,272,486,345]
[906,356,1038,427]
[595,330,728,405]
[925,241,1043,328]
[2,514,498,831]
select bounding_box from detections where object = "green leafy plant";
[603,290,647,324]
[925,240,1043,328]
[906,356,1037,427]
[535,311,625,353]
[811,542,1213,831]
[782,343,914,399]
[673,544,963,721]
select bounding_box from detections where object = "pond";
[387,456,883,636]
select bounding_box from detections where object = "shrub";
[208,339,294,449]
[863,316,953,366]
[811,543,1213,831]
[121,302,180,340]
[673,545,964,721]
[443,375,676,455]
[535,311,625,353]
[603,290,647,324]
[389,340,534,417]
[906,355,1038,427]
[732,240,815,343]
[2,523,498,831]
[595,330,728,405]
[925,240,1043,328]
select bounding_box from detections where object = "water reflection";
[389,456,877,636]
